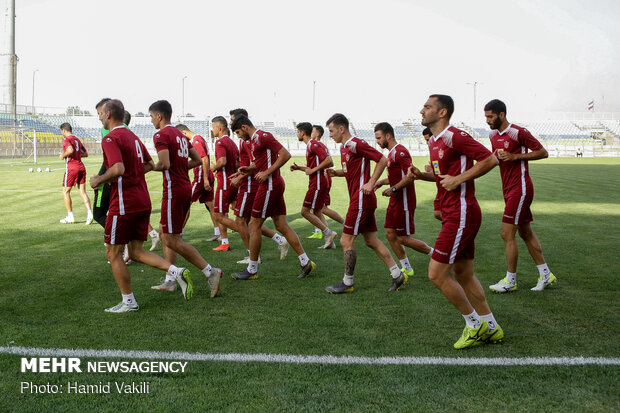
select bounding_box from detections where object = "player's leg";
[518,223,556,290]
[147,223,160,251]
[60,186,74,222]
[231,216,265,280]
[77,181,93,223]
[107,244,131,294]
[386,228,406,260]
[325,233,356,293]
[490,222,519,293]
[272,214,315,278]
[301,205,327,231]
[322,205,345,224]
[398,235,432,254]
[362,231,404,290]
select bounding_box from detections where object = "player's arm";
[238,163,257,175]
[211,154,226,171]
[360,155,387,194]
[255,147,291,183]
[326,168,345,177]
[497,147,548,162]
[201,156,211,190]
[81,145,88,158]
[374,178,390,190]
[381,174,415,197]
[439,154,498,191]
[89,162,124,189]
[152,150,170,171]
[290,162,307,172]
[188,147,201,169]
[143,160,155,174]
[59,145,73,160]
[305,155,333,176]
[407,165,435,182]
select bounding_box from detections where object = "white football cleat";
[59,216,75,224]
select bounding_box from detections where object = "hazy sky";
[2,0,619,122]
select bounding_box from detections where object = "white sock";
[481,313,498,332]
[123,245,129,256]
[343,274,354,286]
[221,238,229,245]
[400,257,412,271]
[506,271,517,284]
[67,211,74,219]
[298,253,310,266]
[272,233,285,245]
[214,227,221,236]
[389,265,401,279]
[149,229,158,238]
[463,310,481,329]
[168,265,179,279]
[122,293,136,306]
[536,263,551,280]
[202,264,213,278]
[314,228,321,233]
[247,260,259,274]
[246,249,251,256]
[86,208,92,215]
[165,273,175,283]
[322,227,332,236]
[428,248,434,256]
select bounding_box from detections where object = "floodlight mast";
[9,0,17,130]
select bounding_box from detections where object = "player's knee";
[517,226,532,240]
[500,228,515,241]
[385,230,397,242]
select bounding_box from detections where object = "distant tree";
[135,111,146,117]
[185,113,194,118]
[66,106,91,116]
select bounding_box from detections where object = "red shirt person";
[58,123,92,224]
[484,99,556,294]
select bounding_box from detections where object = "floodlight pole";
[466,81,480,120]
[182,75,188,118]
[9,0,17,131]
[312,80,316,113]
[32,69,39,114]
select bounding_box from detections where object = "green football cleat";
[325,281,354,294]
[489,277,517,293]
[453,319,489,349]
[480,324,504,344]
[401,268,414,277]
[531,272,557,291]
[307,232,323,239]
[389,272,409,291]
[176,267,194,300]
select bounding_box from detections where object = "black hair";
[296,122,313,136]
[59,122,72,133]
[95,97,111,109]
[105,99,125,121]
[123,110,131,126]
[212,116,228,128]
[176,124,190,132]
[374,122,394,138]
[429,94,454,119]
[230,115,253,131]
[484,99,507,115]
[422,127,432,136]
[149,100,173,120]
[326,113,349,130]
[312,125,324,137]
[229,108,248,118]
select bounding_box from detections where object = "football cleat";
[151,278,177,292]
[401,268,414,278]
[279,239,289,261]
[149,234,161,251]
[389,272,409,291]
[213,243,231,251]
[531,272,557,291]
[489,277,517,293]
[298,261,316,279]
[325,281,354,294]
[307,232,323,239]
[85,213,93,225]
[59,216,75,224]
[208,268,223,298]
[318,241,337,249]
[175,267,194,300]
[321,231,338,250]
[231,269,258,280]
[453,319,489,349]
[236,256,261,264]
[105,302,139,313]
[480,325,505,344]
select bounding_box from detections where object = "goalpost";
[0,125,38,162]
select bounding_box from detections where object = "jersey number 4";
[135,140,145,163]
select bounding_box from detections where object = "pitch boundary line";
[1,346,619,366]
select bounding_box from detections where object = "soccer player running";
[408,95,503,349]
[228,108,289,264]
[148,100,222,298]
[230,115,315,280]
[89,99,193,312]
[484,99,556,292]
[58,123,93,225]
[324,113,405,293]
[373,122,432,280]
[176,124,218,233]
[290,122,339,249]
[210,116,239,252]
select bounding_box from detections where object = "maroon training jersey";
[154,125,192,198]
[250,130,285,190]
[428,126,492,225]
[239,139,257,193]
[191,134,214,184]
[102,126,152,215]
[340,136,383,210]
[63,135,85,170]
[489,124,543,198]
[306,139,330,191]
[214,135,239,191]
[387,143,416,211]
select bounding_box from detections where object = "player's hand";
[360,182,374,195]
[374,181,383,191]
[305,167,314,176]
[438,174,460,191]
[424,164,432,172]
[325,168,336,177]
[89,174,100,189]
[204,181,212,191]
[58,153,64,160]
[381,188,393,197]
[239,166,251,174]
[290,162,298,172]
[434,210,442,221]
[497,150,516,161]
[255,171,269,183]
[407,165,423,180]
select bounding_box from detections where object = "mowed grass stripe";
[3,346,620,366]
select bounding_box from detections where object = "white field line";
[1,346,619,366]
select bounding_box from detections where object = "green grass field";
[0,155,619,412]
